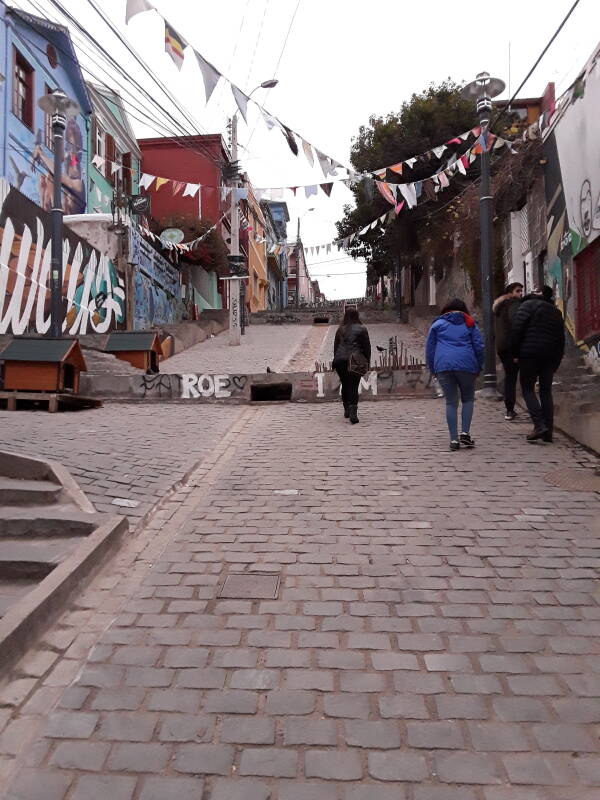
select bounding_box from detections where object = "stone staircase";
[81,348,143,377]
[0,451,126,673]
[554,357,600,453]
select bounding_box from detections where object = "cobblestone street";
[1,393,599,799]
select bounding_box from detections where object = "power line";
[490,0,582,131]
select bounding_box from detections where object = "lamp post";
[228,78,278,345]
[38,89,80,339]
[461,72,505,395]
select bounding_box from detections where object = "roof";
[106,332,162,353]
[0,337,87,369]
[8,8,93,116]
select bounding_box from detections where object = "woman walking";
[426,299,484,451]
[333,307,371,424]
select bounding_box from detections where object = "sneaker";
[450,440,460,451]
[460,433,475,448]
[504,410,517,420]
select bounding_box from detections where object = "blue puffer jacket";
[425,311,484,374]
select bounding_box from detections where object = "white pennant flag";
[326,243,331,254]
[138,173,156,190]
[231,85,249,123]
[183,182,200,198]
[432,145,446,159]
[260,107,277,130]
[302,139,314,167]
[370,220,378,230]
[399,182,417,209]
[457,158,467,175]
[359,225,369,235]
[305,185,318,198]
[315,148,331,177]
[111,161,122,175]
[125,0,154,24]
[91,154,105,169]
[405,157,417,169]
[195,52,221,104]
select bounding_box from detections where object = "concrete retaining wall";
[80,367,436,403]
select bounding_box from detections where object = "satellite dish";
[160,228,185,245]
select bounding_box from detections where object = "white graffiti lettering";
[359,371,378,395]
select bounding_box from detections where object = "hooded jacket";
[493,294,521,355]
[426,311,484,374]
[511,296,565,367]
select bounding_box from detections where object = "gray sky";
[21,0,600,299]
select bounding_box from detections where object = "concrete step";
[0,506,102,537]
[0,477,62,506]
[0,536,76,579]
[82,349,143,377]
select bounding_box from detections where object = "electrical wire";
[490,0,582,131]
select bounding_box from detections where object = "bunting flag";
[172,181,185,196]
[155,176,170,191]
[138,173,156,190]
[182,182,200,198]
[302,139,314,167]
[195,51,221,103]
[91,154,105,170]
[280,124,299,156]
[125,0,154,24]
[315,149,332,177]
[260,107,277,130]
[320,182,333,197]
[110,161,122,176]
[376,181,395,206]
[305,185,318,199]
[231,85,250,123]
[165,22,186,70]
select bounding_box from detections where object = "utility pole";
[228,114,242,345]
[461,72,505,395]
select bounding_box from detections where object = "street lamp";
[461,72,505,395]
[227,79,278,345]
[38,89,80,339]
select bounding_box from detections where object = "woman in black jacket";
[333,307,371,424]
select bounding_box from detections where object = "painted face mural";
[0,179,124,335]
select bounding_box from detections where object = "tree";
[337,80,477,285]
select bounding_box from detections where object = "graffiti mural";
[0,179,124,334]
[129,230,181,330]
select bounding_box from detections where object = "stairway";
[82,348,143,376]
[553,358,600,453]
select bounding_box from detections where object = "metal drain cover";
[544,469,600,493]
[218,574,280,599]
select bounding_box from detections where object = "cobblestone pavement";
[162,325,310,374]
[0,404,241,522]
[2,396,599,799]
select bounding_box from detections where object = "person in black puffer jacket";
[511,285,565,442]
[493,282,523,420]
[333,307,371,424]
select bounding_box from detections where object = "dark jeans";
[436,371,477,440]
[499,351,519,413]
[519,358,555,431]
[334,360,361,407]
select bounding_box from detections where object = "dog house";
[105,331,163,373]
[0,338,87,393]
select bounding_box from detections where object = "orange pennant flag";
[155,177,170,191]
[389,163,403,175]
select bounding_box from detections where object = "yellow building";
[243,188,269,313]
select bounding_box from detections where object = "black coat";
[511,298,565,368]
[493,294,521,355]
[333,323,371,364]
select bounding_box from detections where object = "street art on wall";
[0,179,124,334]
[130,229,181,329]
[7,117,87,216]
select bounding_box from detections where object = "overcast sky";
[21,0,600,299]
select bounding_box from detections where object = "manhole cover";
[218,574,280,599]
[545,469,600,493]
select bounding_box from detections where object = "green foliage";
[337,80,477,283]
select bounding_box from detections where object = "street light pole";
[38,89,80,338]
[461,72,505,395]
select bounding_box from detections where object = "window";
[44,84,53,149]
[13,48,34,128]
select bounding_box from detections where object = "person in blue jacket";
[426,298,484,451]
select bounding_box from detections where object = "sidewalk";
[2,397,599,798]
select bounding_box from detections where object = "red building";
[138,135,231,311]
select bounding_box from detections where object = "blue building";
[0,2,92,214]
[262,199,289,310]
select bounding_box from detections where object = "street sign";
[129,195,151,215]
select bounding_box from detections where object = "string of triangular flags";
[125,0,348,179]
[137,209,229,254]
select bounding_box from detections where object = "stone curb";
[0,514,128,674]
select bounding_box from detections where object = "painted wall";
[129,228,181,329]
[190,263,221,311]
[2,9,91,215]
[0,180,124,334]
